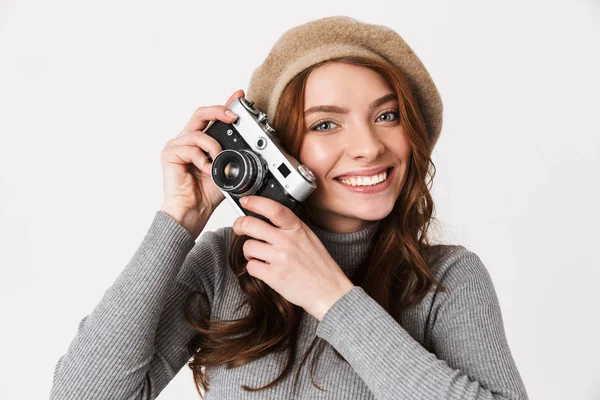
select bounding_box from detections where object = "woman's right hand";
[160,89,245,238]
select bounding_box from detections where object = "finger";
[170,131,222,161]
[233,215,282,246]
[242,238,276,263]
[224,89,245,108]
[246,259,270,281]
[240,196,301,231]
[181,89,245,134]
[161,144,212,176]
[182,105,239,133]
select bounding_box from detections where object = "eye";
[310,119,339,132]
[376,110,400,122]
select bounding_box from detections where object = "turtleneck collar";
[306,219,381,277]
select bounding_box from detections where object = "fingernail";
[225,110,238,118]
[240,196,248,205]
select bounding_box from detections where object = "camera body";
[203,97,317,225]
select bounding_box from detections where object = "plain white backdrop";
[1,0,599,399]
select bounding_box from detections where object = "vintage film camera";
[203,97,317,225]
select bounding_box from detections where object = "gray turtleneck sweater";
[50,211,528,399]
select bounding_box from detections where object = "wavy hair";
[183,55,447,398]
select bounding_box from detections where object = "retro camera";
[203,97,317,225]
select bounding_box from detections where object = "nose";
[344,123,385,162]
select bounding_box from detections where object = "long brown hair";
[183,55,447,398]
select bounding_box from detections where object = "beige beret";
[246,16,444,151]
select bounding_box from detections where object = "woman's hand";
[160,90,245,238]
[232,195,355,321]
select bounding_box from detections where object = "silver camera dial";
[298,164,316,183]
[257,112,276,133]
[239,97,259,115]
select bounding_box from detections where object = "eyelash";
[309,109,400,132]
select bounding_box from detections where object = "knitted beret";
[246,16,444,151]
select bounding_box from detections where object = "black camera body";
[203,97,317,225]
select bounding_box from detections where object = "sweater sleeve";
[315,246,528,400]
[50,211,227,400]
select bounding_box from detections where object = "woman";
[50,16,528,400]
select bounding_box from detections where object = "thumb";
[225,89,246,107]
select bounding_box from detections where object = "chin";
[344,201,395,221]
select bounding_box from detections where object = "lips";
[334,165,393,180]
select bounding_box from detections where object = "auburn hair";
[183,55,447,398]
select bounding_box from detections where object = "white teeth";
[339,170,388,186]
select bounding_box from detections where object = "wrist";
[314,279,355,321]
[160,205,212,238]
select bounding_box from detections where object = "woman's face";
[299,61,411,233]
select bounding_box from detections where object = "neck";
[305,218,380,277]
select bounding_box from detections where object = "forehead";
[303,62,392,107]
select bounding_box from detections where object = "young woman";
[50,16,528,400]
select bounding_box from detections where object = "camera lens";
[211,149,267,196]
[222,159,241,182]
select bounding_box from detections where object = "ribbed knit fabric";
[50,211,528,399]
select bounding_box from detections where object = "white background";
[1,1,599,399]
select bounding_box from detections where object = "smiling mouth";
[333,167,394,187]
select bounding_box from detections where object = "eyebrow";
[304,93,398,116]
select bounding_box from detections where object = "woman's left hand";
[232,195,355,321]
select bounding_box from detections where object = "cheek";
[384,129,411,159]
[299,138,339,181]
